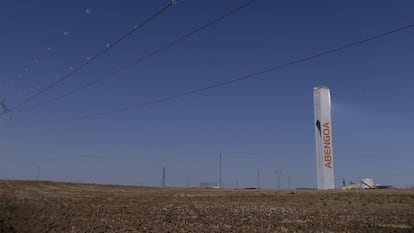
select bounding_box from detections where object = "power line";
[42,22,414,123]
[11,1,177,110]
[18,0,257,112]
[1,144,262,161]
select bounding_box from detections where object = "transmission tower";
[275,170,282,189]
[37,164,40,180]
[161,167,166,188]
[288,175,291,190]
[0,99,12,120]
[185,176,191,188]
[219,153,222,188]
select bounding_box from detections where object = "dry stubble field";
[0,180,413,232]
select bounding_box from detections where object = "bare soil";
[1,181,413,232]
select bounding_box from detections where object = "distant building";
[199,182,219,189]
[341,178,392,190]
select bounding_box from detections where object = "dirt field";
[1,181,413,232]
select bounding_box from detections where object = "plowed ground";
[1,181,413,232]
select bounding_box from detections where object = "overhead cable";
[12,1,177,110]
[44,22,414,123]
[19,0,257,112]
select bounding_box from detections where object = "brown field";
[1,181,413,232]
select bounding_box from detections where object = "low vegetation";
[1,181,413,232]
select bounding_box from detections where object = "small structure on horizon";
[341,178,392,190]
[199,182,219,189]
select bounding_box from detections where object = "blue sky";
[1,0,413,189]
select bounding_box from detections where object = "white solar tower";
[313,86,335,190]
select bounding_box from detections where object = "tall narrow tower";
[274,170,282,190]
[37,164,40,181]
[313,86,335,190]
[219,153,222,188]
[161,167,166,188]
